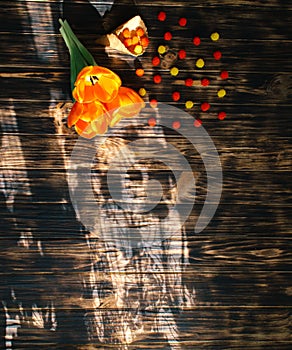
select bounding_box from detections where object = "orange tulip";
[68,100,109,138]
[72,65,122,104]
[106,87,145,127]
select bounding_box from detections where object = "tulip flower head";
[106,87,146,127]
[68,66,145,138]
[68,100,110,138]
[72,66,122,104]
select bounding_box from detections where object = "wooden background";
[0,0,291,348]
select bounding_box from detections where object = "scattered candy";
[172,91,181,101]
[152,56,161,66]
[194,119,202,127]
[139,87,147,96]
[220,70,229,79]
[164,31,172,41]
[145,20,227,124]
[158,45,166,54]
[196,58,205,68]
[148,117,157,126]
[135,68,144,77]
[201,78,210,86]
[172,120,181,129]
[170,67,179,76]
[153,74,162,84]
[178,49,186,59]
[201,102,210,112]
[218,111,226,120]
[179,17,187,27]
[158,11,166,22]
[217,89,226,98]
[211,32,220,41]
[193,36,201,46]
[150,99,158,108]
[213,50,222,60]
[185,78,193,87]
[185,100,194,109]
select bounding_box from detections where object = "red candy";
[158,11,166,21]
[164,31,172,41]
[172,121,181,129]
[179,17,187,27]
[220,70,229,79]
[194,119,202,127]
[152,56,160,66]
[153,75,162,84]
[201,78,210,86]
[201,102,210,112]
[178,49,186,59]
[148,117,157,126]
[218,111,226,120]
[193,36,201,46]
[150,99,158,108]
[172,91,181,101]
[213,50,222,60]
[185,78,193,87]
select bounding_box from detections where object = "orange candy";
[135,68,144,77]
[122,28,131,38]
[136,27,145,37]
[140,36,149,48]
[131,36,139,45]
[123,38,132,48]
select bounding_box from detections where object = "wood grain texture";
[0,0,291,348]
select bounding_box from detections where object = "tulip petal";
[91,117,108,135]
[68,102,83,127]
[93,76,120,103]
[75,119,96,139]
[106,86,145,125]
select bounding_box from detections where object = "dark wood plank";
[0,0,291,348]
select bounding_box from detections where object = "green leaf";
[59,19,98,94]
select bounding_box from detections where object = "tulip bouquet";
[59,19,145,139]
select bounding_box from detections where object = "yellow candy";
[217,89,226,98]
[196,58,205,68]
[158,45,166,54]
[185,100,194,109]
[139,88,147,97]
[211,32,220,41]
[170,67,179,76]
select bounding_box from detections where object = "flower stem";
[59,19,97,94]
